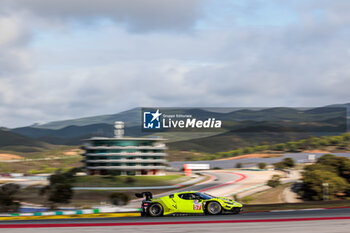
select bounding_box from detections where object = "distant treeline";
[196,133,350,161]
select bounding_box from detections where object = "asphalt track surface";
[1,208,349,231]
[3,220,350,233]
[150,171,244,198]
[2,172,349,232]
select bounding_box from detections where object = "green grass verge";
[18,188,136,207]
[242,183,291,204]
[17,173,197,207]
[0,145,80,159]
[0,156,83,174]
[73,175,187,187]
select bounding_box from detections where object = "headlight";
[233,202,242,207]
[224,201,233,205]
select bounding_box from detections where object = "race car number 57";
[193,201,202,210]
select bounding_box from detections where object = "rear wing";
[135,192,153,201]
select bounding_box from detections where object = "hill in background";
[0,129,53,153]
[4,104,349,154]
[31,108,141,130]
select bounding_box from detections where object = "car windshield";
[195,192,215,200]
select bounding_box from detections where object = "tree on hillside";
[274,158,295,170]
[0,183,20,212]
[40,169,77,209]
[110,193,130,206]
[339,160,350,182]
[283,158,295,168]
[297,140,308,150]
[301,170,347,200]
[273,161,286,170]
[258,162,267,169]
[329,136,343,146]
[253,145,268,151]
[304,163,337,174]
[319,138,331,146]
[307,137,321,149]
[272,143,286,151]
[243,147,254,154]
[267,175,281,188]
[300,155,350,200]
[346,185,350,197]
[317,154,350,182]
[43,183,73,205]
[337,142,348,150]
[317,154,342,167]
[286,142,299,152]
[343,133,350,141]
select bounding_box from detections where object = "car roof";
[174,191,198,195]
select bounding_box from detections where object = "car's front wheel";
[206,201,222,215]
[231,207,241,214]
[148,203,163,217]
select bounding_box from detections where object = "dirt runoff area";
[216,153,282,161]
[0,153,24,160]
[63,149,82,156]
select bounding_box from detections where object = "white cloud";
[6,0,204,32]
[0,0,350,127]
[0,16,22,46]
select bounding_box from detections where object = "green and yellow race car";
[135,191,243,217]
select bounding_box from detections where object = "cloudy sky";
[1,0,350,127]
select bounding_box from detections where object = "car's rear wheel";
[148,203,163,217]
[206,201,222,215]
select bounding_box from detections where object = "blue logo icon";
[143,109,162,129]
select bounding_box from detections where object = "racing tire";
[231,207,241,214]
[148,203,164,217]
[206,201,222,215]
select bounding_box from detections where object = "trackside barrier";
[0,207,141,217]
